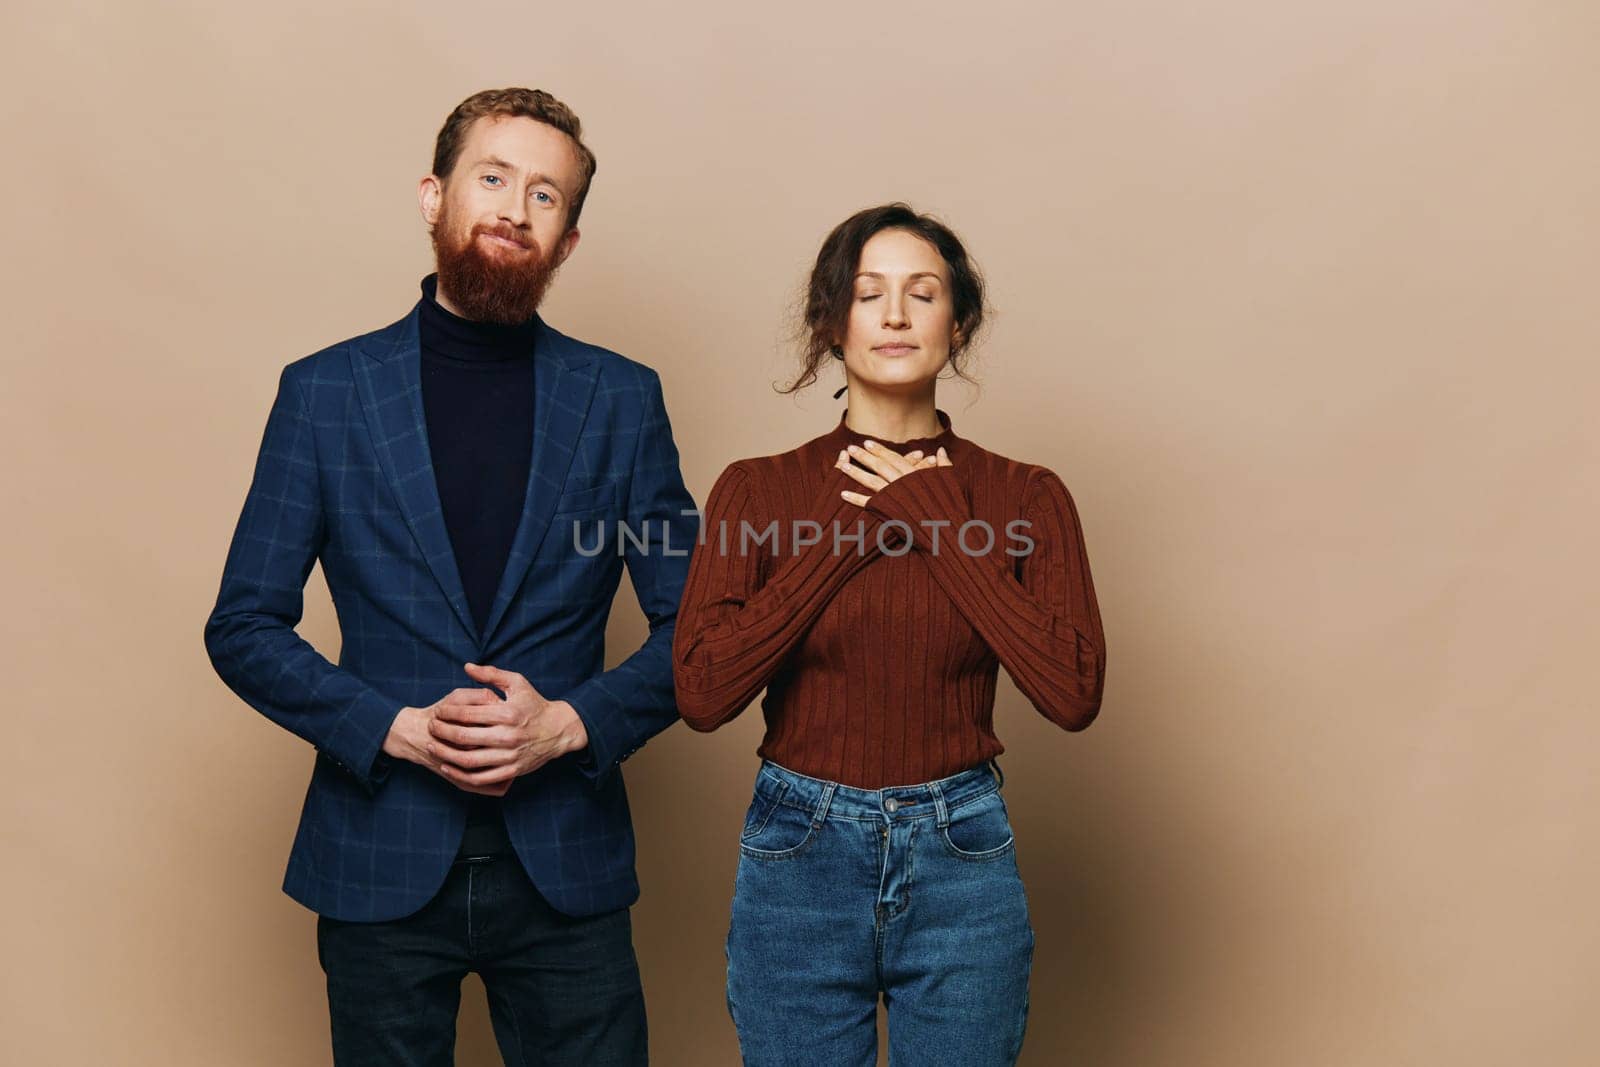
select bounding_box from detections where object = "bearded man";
[204,87,696,1066]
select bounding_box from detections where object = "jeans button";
[884,797,899,813]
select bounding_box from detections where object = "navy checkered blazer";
[204,299,698,922]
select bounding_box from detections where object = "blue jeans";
[725,760,1035,1066]
[316,848,647,1066]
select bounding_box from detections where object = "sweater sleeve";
[673,462,890,731]
[863,464,1106,730]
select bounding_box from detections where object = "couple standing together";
[205,86,1106,1066]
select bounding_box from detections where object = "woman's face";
[839,228,958,396]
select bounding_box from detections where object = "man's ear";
[554,226,581,268]
[418,175,443,228]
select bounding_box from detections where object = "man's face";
[419,115,585,323]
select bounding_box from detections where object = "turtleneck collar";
[418,272,540,364]
[821,407,967,461]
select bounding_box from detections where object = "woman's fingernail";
[864,440,877,449]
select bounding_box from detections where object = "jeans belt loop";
[989,758,1005,789]
[811,781,837,828]
[928,780,951,829]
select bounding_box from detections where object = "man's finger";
[440,768,510,796]
[439,760,519,786]
[431,742,516,770]
[429,719,509,747]
[435,764,515,790]
[435,700,513,726]
[459,780,511,797]
[439,686,500,705]
[463,661,528,694]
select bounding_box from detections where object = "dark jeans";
[316,847,648,1066]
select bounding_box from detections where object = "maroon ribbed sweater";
[672,407,1105,788]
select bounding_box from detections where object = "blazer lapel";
[351,306,480,645]
[480,316,599,646]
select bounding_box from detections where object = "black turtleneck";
[417,272,536,855]
[418,273,537,632]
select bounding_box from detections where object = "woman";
[672,203,1106,1066]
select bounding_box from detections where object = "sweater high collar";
[822,407,966,461]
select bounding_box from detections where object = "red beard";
[430,201,560,324]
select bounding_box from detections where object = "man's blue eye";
[483,175,502,186]
[534,191,552,203]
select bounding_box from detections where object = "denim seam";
[493,981,531,1066]
[895,821,918,921]
[737,813,821,861]
[939,835,1015,861]
[945,785,1001,814]
[873,813,892,940]
[741,780,789,840]
[466,863,476,958]
[937,794,1016,862]
[1011,911,1036,1060]
[766,785,997,822]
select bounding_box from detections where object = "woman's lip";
[874,344,918,353]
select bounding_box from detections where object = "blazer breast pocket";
[552,479,617,516]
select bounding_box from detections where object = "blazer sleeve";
[672,461,890,731]
[863,464,1106,730]
[559,369,701,786]
[203,366,402,794]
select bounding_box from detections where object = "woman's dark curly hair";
[779,203,987,395]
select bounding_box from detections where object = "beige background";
[4,1,1598,1063]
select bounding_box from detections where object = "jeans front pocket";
[739,779,789,841]
[938,790,1016,861]
[738,786,819,860]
